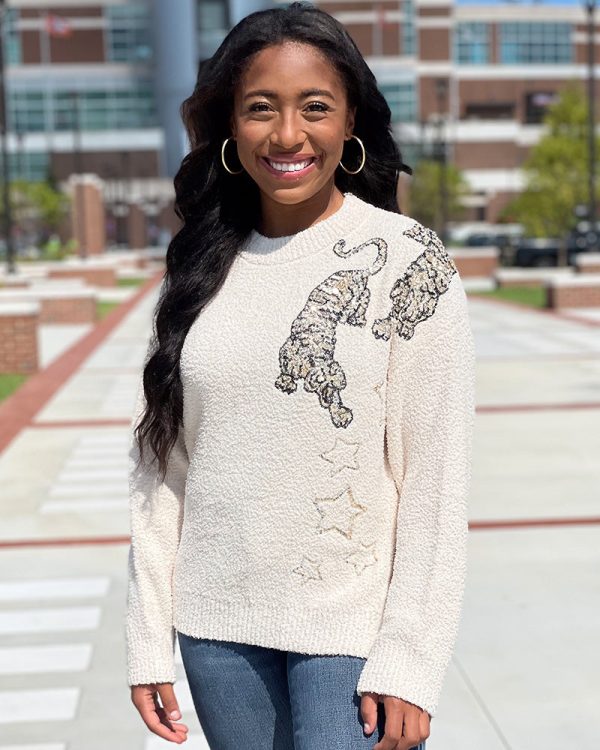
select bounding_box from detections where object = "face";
[231,41,356,206]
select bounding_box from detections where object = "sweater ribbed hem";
[237,192,370,265]
[173,595,384,658]
[355,637,445,717]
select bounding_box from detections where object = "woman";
[125,3,476,749]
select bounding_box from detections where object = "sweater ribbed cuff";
[355,637,445,717]
[126,624,177,687]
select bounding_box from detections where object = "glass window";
[378,81,417,123]
[498,22,572,64]
[197,0,229,52]
[455,22,489,64]
[106,3,153,63]
[3,8,21,65]
[402,0,417,57]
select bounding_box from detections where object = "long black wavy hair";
[134,1,412,480]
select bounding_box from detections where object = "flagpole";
[40,11,55,183]
[0,0,16,274]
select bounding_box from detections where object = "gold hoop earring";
[339,134,366,175]
[221,137,244,175]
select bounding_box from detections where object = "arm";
[356,266,476,717]
[125,368,189,687]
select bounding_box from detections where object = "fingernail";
[364,723,370,732]
[170,709,181,719]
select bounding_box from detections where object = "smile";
[260,156,318,178]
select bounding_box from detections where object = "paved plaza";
[0,274,598,749]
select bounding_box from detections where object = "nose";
[270,109,305,150]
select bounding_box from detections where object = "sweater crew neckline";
[238,192,367,265]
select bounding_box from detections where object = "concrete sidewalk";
[0,282,598,749]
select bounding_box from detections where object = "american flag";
[45,14,73,38]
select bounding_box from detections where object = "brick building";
[316,0,600,221]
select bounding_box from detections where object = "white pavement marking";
[145,734,210,750]
[0,607,101,635]
[78,435,129,447]
[64,457,129,469]
[0,577,110,601]
[0,644,92,674]
[48,482,126,497]
[0,688,80,723]
[40,499,127,514]
[0,745,66,750]
[56,469,125,482]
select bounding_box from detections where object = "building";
[2,0,273,247]
[315,0,600,222]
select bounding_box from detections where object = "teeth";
[267,158,313,172]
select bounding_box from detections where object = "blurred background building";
[0,0,597,246]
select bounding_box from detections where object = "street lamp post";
[0,0,16,273]
[585,0,597,248]
[435,78,449,245]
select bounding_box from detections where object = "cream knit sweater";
[125,191,476,717]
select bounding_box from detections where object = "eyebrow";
[244,88,336,101]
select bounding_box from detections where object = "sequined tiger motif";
[275,237,388,428]
[372,223,457,341]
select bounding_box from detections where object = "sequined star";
[320,437,361,476]
[313,487,367,539]
[345,541,378,575]
[292,555,323,584]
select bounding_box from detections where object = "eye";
[249,101,272,112]
[305,101,329,113]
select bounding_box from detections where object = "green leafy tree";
[407,159,469,232]
[500,81,599,239]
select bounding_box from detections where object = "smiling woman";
[125,3,475,750]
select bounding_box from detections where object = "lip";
[260,155,319,180]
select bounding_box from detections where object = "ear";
[345,106,356,139]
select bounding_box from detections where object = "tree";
[406,159,469,232]
[500,81,599,240]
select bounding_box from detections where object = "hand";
[131,682,190,744]
[360,692,430,750]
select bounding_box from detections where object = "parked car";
[507,224,599,267]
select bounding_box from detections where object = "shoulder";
[352,196,458,280]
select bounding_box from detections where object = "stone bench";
[545,273,600,308]
[450,247,498,278]
[494,267,575,287]
[575,252,600,274]
[0,301,39,374]
[0,287,98,324]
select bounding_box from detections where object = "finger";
[398,707,420,750]
[374,700,404,750]
[157,683,183,722]
[136,692,186,743]
[419,710,431,741]
[360,692,379,735]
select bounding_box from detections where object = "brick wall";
[0,304,39,374]
[48,267,116,287]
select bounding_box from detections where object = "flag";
[45,14,73,38]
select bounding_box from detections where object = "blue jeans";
[177,632,427,750]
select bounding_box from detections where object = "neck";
[257,182,345,238]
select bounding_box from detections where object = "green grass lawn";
[96,301,121,319]
[0,373,28,402]
[117,277,146,287]
[468,285,547,309]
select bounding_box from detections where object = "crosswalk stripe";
[0,577,109,601]
[0,644,92,675]
[40,500,127,514]
[0,744,66,750]
[49,482,125,498]
[145,734,209,750]
[0,688,80,723]
[0,607,101,635]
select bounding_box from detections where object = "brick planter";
[48,267,117,287]
[0,288,98,324]
[495,268,575,288]
[575,253,600,274]
[450,248,498,278]
[0,302,39,374]
[546,274,600,308]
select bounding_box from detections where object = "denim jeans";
[177,631,427,750]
